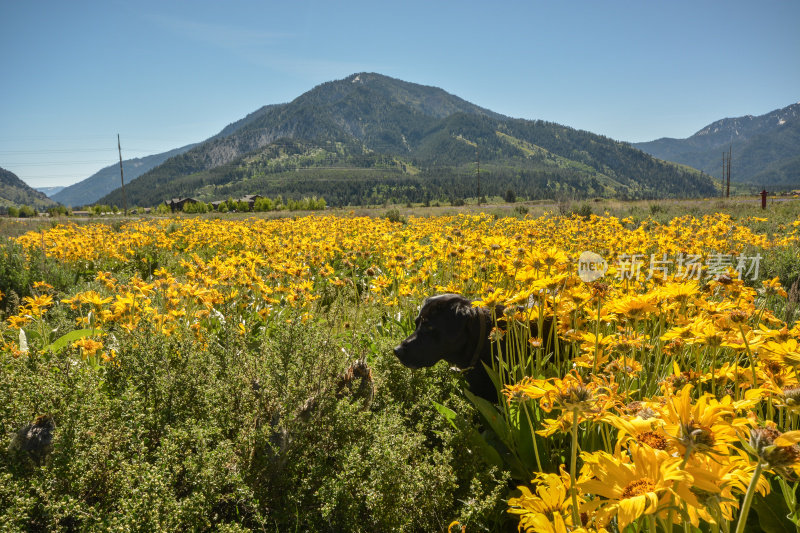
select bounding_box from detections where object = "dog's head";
[393,293,478,369]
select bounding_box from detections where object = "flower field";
[1,210,800,532]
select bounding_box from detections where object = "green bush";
[182,201,208,214]
[253,197,274,212]
[18,205,36,218]
[573,203,592,219]
[0,304,508,531]
[47,206,70,217]
[0,244,77,310]
[385,208,405,224]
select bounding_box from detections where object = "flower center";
[621,478,655,499]
[637,431,669,450]
[683,421,715,448]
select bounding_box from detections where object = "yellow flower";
[73,338,103,359]
[661,384,748,456]
[761,276,788,298]
[21,294,54,317]
[602,413,671,454]
[682,452,764,525]
[508,471,580,533]
[655,280,700,304]
[6,314,31,329]
[759,339,800,366]
[579,446,694,530]
[609,294,657,321]
[472,288,506,309]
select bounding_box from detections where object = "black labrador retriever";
[394,293,558,402]
[392,294,513,402]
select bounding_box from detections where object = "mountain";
[0,167,57,209]
[98,73,717,207]
[53,103,291,207]
[634,103,800,188]
[36,186,65,197]
[51,144,197,207]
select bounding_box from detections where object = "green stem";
[521,402,543,472]
[734,461,763,533]
[648,514,658,533]
[710,348,718,397]
[570,406,581,527]
[593,294,601,373]
[738,324,759,391]
[665,445,693,532]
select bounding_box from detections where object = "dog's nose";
[393,345,404,358]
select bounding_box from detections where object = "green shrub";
[182,201,208,214]
[385,208,405,224]
[18,205,36,218]
[573,203,592,219]
[0,305,507,531]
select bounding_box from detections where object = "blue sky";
[1,1,798,188]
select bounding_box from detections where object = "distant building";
[239,194,263,209]
[165,197,198,212]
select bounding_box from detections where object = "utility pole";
[475,145,481,205]
[118,134,128,215]
[726,145,731,198]
[722,148,732,198]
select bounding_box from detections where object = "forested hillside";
[0,167,57,209]
[634,102,800,187]
[98,73,717,207]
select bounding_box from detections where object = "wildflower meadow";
[1,206,800,532]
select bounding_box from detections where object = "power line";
[0,147,165,154]
[16,175,86,179]
[3,161,117,166]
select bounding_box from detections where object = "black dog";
[393,294,503,402]
[394,293,558,402]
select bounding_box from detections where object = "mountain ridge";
[0,167,57,209]
[634,102,800,187]
[94,73,717,207]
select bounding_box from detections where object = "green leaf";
[752,487,796,533]
[465,427,504,470]
[464,389,513,448]
[22,328,42,345]
[44,329,100,354]
[482,362,502,394]
[432,401,457,430]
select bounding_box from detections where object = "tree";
[504,189,517,203]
